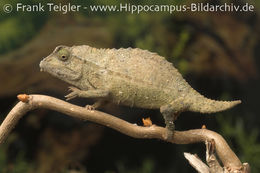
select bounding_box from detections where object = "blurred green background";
[0,0,260,172]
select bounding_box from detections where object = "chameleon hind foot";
[160,105,178,141]
[160,98,190,140]
[165,120,175,141]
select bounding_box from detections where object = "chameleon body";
[40,45,241,139]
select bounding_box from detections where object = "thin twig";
[184,152,210,173]
[0,94,248,172]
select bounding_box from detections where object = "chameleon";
[39,45,241,140]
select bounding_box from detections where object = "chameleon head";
[39,45,83,85]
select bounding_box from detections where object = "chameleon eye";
[61,55,68,61]
[57,48,70,61]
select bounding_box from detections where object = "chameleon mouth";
[39,60,45,72]
[39,60,82,81]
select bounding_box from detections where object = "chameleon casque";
[40,45,241,139]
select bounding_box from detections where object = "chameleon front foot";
[85,105,95,110]
[85,100,105,110]
[65,86,82,100]
[65,86,110,101]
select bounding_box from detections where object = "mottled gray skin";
[40,45,241,139]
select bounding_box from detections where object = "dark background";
[0,0,259,172]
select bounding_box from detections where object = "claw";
[68,86,79,91]
[65,94,77,101]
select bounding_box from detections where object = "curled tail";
[187,91,241,114]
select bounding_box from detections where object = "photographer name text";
[7,2,254,14]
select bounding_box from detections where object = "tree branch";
[0,94,249,172]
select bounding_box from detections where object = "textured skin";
[40,45,241,138]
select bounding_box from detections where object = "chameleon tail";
[187,93,241,114]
